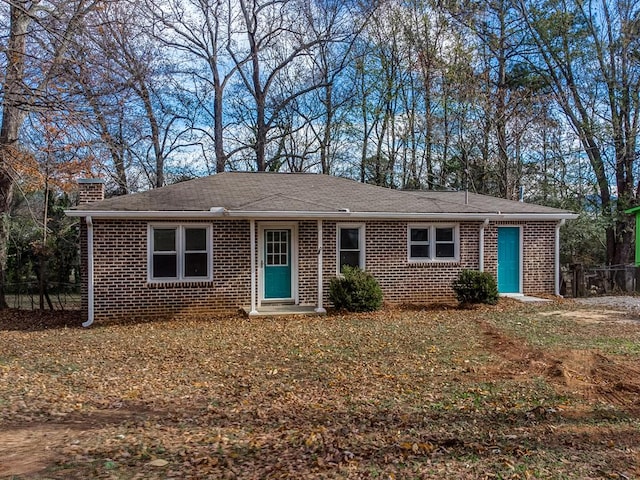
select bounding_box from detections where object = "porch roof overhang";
[65,208,578,222]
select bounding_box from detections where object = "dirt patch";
[556,350,640,406]
[540,309,638,324]
[0,407,159,478]
[0,425,67,477]
[478,320,640,408]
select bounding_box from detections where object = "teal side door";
[264,229,292,299]
[497,227,520,293]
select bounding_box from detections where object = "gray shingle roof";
[69,172,575,218]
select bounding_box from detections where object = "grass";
[1,301,639,479]
[484,303,640,355]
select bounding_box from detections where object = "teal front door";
[497,227,520,293]
[264,229,292,299]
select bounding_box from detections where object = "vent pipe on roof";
[519,186,524,202]
[210,206,227,214]
[464,189,469,205]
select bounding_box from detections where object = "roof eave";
[625,206,640,215]
[65,209,578,221]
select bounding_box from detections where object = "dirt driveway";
[574,295,640,315]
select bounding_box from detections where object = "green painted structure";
[625,205,640,266]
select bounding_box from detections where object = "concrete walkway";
[241,305,324,317]
[501,294,551,303]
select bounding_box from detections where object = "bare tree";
[519,0,640,274]
[0,0,102,307]
[227,0,342,171]
[143,0,242,173]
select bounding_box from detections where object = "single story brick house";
[66,172,576,326]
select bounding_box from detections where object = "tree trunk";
[138,80,164,187]
[0,1,31,308]
[320,82,333,175]
[213,83,227,173]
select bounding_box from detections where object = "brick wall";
[81,218,558,322]
[298,221,318,305]
[87,219,250,322]
[523,222,556,294]
[368,221,481,303]
[77,179,105,204]
[483,222,556,296]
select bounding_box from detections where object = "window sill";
[407,259,460,265]
[146,279,214,288]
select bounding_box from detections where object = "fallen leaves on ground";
[1,301,639,479]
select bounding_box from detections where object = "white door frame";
[257,222,298,305]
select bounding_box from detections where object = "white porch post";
[555,219,565,296]
[315,219,326,314]
[479,219,489,272]
[250,219,259,315]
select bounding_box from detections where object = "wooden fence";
[562,264,640,297]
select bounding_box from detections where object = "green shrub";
[329,266,383,312]
[452,269,498,305]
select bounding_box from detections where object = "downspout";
[555,219,566,296]
[82,216,94,327]
[249,219,258,316]
[479,218,489,272]
[315,220,326,314]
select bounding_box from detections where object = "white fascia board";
[225,211,579,221]
[65,209,578,221]
[64,210,222,219]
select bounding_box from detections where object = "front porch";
[248,219,327,316]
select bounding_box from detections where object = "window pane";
[185,228,207,251]
[436,228,453,242]
[340,228,359,250]
[185,252,208,277]
[154,229,176,252]
[411,228,428,242]
[410,244,430,258]
[340,250,360,270]
[153,254,177,278]
[436,243,455,258]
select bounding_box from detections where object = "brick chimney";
[77,178,105,205]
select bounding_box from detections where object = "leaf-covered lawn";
[1,301,639,479]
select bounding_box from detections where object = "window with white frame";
[149,225,212,281]
[408,224,458,261]
[337,224,364,272]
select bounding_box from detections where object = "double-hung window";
[337,224,365,273]
[408,224,458,262]
[149,224,212,281]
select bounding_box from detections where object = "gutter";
[555,219,566,296]
[83,216,95,328]
[65,209,579,222]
